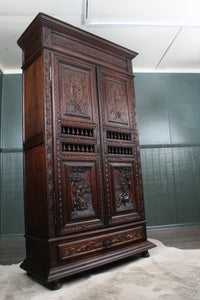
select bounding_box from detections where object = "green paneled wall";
[0,70,3,145]
[1,75,23,149]
[1,152,24,235]
[135,73,200,227]
[0,69,3,234]
[0,74,23,237]
[0,72,200,236]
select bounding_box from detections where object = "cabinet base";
[21,240,155,289]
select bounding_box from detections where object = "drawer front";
[58,226,144,261]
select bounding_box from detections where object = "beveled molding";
[17,13,137,60]
[17,13,137,73]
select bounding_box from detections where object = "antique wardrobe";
[17,13,154,289]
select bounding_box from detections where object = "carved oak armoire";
[18,13,154,288]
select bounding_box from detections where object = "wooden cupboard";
[17,13,155,289]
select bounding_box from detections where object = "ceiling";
[1,0,200,73]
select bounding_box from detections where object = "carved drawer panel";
[58,226,144,261]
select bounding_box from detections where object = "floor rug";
[0,239,200,300]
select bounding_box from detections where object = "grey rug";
[0,239,200,300]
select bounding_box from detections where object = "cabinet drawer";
[58,226,144,261]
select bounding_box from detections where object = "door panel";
[100,70,132,127]
[98,68,143,225]
[60,64,93,121]
[105,77,129,125]
[53,54,104,235]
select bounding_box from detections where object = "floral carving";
[70,77,84,113]
[111,88,124,120]
[106,80,129,124]
[62,67,91,118]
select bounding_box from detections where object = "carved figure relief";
[69,167,95,219]
[113,166,134,212]
[62,66,92,119]
[106,79,129,124]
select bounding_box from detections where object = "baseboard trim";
[147,222,200,231]
[0,148,23,153]
[140,144,200,149]
[0,233,24,239]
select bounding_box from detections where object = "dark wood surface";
[0,226,199,265]
[17,12,153,288]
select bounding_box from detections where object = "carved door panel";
[97,68,144,225]
[53,55,104,235]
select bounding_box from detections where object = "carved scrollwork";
[59,226,144,260]
[52,34,127,70]
[62,68,92,119]
[106,80,129,124]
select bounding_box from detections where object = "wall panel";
[0,74,23,236]
[1,152,24,235]
[1,72,200,236]
[135,73,200,227]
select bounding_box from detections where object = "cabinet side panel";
[24,56,44,141]
[24,145,48,235]
[23,55,48,236]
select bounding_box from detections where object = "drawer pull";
[103,239,112,249]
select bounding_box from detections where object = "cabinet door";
[52,54,105,235]
[97,68,145,226]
